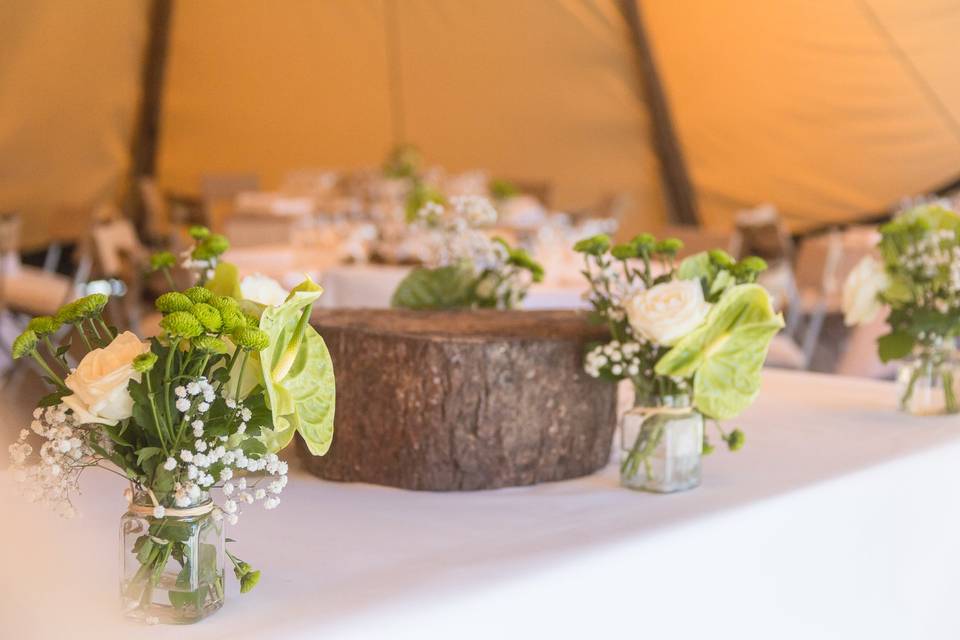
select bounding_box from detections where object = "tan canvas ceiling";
[0,0,147,249]
[157,0,665,239]
[644,0,960,231]
[2,0,960,246]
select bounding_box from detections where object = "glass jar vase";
[620,394,703,493]
[120,492,224,624]
[896,344,960,416]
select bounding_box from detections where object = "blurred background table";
[3,369,959,639]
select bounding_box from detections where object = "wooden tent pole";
[618,0,700,226]
[126,0,173,230]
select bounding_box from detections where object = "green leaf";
[55,343,72,357]
[391,264,475,310]
[38,392,66,407]
[677,252,713,281]
[135,447,162,467]
[878,331,915,363]
[883,275,913,304]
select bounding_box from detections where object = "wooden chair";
[88,213,161,336]
[0,212,78,386]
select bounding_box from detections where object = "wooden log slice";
[299,309,617,491]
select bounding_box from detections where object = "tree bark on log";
[299,309,617,491]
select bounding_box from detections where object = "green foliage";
[677,250,768,302]
[874,204,960,346]
[391,263,476,310]
[877,331,915,363]
[404,181,445,223]
[382,143,422,179]
[489,178,519,201]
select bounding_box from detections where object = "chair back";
[0,212,21,255]
[733,204,794,263]
[91,217,145,279]
[139,176,170,240]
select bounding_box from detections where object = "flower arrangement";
[842,204,960,414]
[8,227,335,623]
[575,233,782,491]
[391,195,544,310]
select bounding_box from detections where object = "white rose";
[842,256,888,327]
[625,279,711,346]
[62,331,150,425]
[240,274,289,307]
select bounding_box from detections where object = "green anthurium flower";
[206,261,242,300]
[256,284,335,455]
[655,284,784,421]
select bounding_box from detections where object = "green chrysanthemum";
[243,312,260,328]
[240,570,261,593]
[27,316,61,337]
[573,234,611,256]
[155,292,194,314]
[74,294,108,318]
[192,234,230,260]
[192,302,222,332]
[210,295,239,313]
[55,301,82,325]
[150,251,176,271]
[726,429,746,451]
[11,330,38,359]
[220,308,246,333]
[232,326,270,351]
[655,238,684,255]
[132,352,159,373]
[192,335,228,354]
[189,225,210,240]
[184,286,213,304]
[160,311,203,339]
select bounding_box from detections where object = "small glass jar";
[620,394,703,493]
[120,492,224,624]
[896,344,960,416]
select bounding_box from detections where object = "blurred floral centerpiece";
[7,227,335,624]
[391,195,544,309]
[576,234,782,493]
[842,204,960,415]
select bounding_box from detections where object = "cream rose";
[625,279,711,346]
[241,274,289,307]
[842,256,888,327]
[62,331,150,425]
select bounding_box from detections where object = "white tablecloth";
[318,264,587,310]
[4,369,960,639]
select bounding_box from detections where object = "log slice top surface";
[310,308,608,343]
